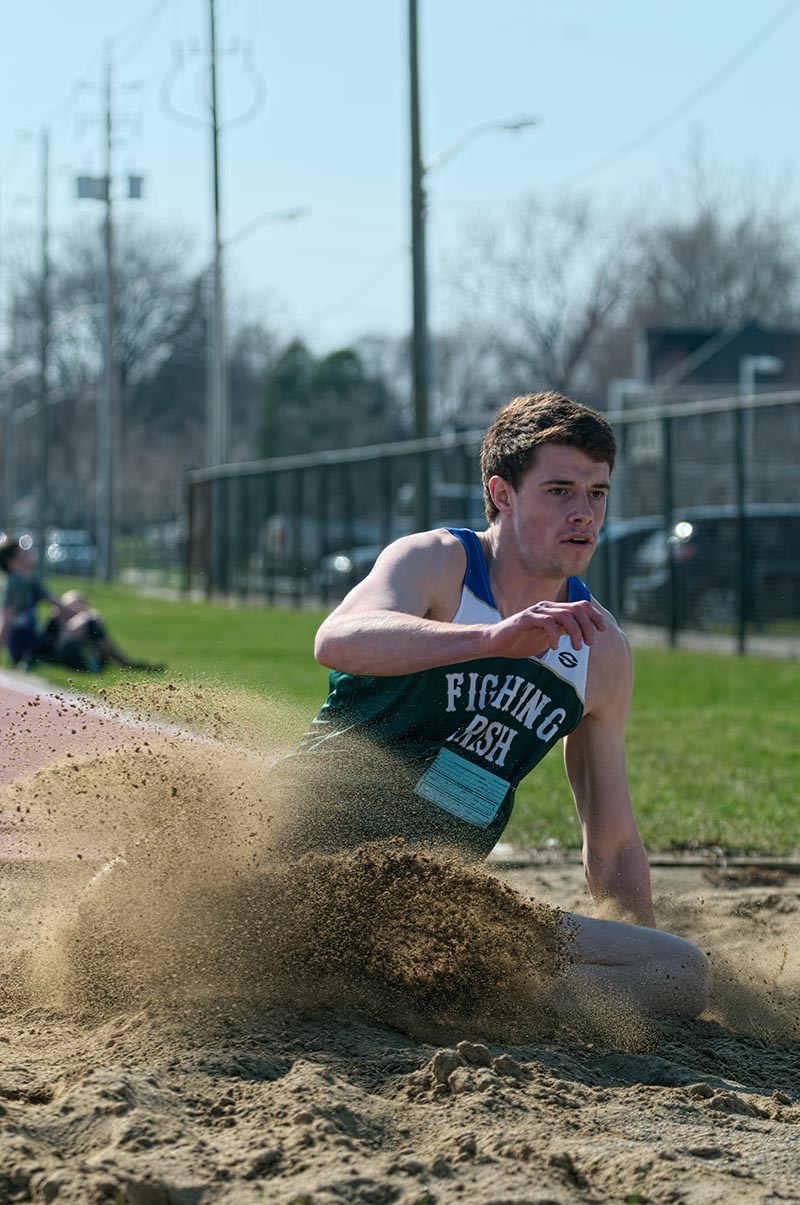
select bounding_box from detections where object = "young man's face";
[490,442,610,581]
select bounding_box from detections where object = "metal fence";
[186,391,800,654]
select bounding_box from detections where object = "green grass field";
[19,578,800,854]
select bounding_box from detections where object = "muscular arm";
[314,531,606,677]
[564,626,654,926]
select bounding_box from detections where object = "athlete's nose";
[570,492,594,524]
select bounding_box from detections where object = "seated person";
[1,537,164,674]
[47,590,165,673]
[0,537,65,668]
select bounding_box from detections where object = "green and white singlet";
[276,528,592,859]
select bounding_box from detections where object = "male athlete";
[279,392,708,1018]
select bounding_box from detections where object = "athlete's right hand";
[481,599,607,659]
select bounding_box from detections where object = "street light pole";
[97,45,118,583]
[36,127,51,558]
[408,0,430,531]
[407,2,538,533]
[208,0,227,469]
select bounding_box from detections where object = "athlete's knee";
[668,935,709,1018]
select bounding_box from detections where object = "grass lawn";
[20,578,800,854]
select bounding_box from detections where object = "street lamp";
[410,107,540,451]
[425,116,540,175]
[738,354,783,400]
[208,205,310,467]
[224,206,309,252]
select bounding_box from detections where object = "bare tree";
[631,142,800,327]
[445,194,633,401]
[4,218,281,534]
[56,218,199,392]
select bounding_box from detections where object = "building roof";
[641,321,800,386]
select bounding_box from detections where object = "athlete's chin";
[555,547,594,576]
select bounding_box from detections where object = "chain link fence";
[186,391,800,654]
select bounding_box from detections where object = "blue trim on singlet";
[568,575,591,602]
[447,526,590,608]
[448,528,496,607]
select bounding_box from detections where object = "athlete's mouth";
[562,534,594,547]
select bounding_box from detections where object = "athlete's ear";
[488,475,514,516]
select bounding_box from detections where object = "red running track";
[0,669,184,860]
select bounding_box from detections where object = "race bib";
[414,747,509,828]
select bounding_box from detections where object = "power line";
[555,0,800,189]
[310,245,406,326]
[5,0,174,162]
[116,0,173,65]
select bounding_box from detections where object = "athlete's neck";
[479,527,569,618]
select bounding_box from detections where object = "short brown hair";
[0,537,23,573]
[480,392,616,521]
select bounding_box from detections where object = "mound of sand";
[1,681,799,1202]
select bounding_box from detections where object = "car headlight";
[333,555,353,574]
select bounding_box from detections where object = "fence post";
[318,462,329,606]
[183,480,194,598]
[381,455,394,546]
[735,399,748,656]
[290,469,304,608]
[661,413,677,647]
[237,474,250,601]
[415,451,430,533]
[265,472,276,607]
[342,462,355,591]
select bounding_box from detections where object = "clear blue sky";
[2,0,799,352]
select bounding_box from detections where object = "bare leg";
[94,633,137,668]
[76,613,164,671]
[557,912,709,1019]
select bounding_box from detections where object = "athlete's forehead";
[521,442,611,487]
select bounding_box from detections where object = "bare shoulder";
[372,528,467,586]
[377,526,467,566]
[584,599,633,718]
[331,528,468,621]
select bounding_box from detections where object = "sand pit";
[1,674,799,1203]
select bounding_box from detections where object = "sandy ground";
[1,672,799,1205]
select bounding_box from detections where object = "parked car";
[624,504,800,629]
[314,545,387,594]
[312,483,486,597]
[583,515,664,611]
[44,529,97,576]
[392,481,485,533]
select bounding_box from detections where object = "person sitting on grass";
[0,536,66,670]
[46,589,165,674]
[0,537,164,673]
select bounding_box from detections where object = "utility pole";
[408,0,431,532]
[208,0,228,468]
[36,128,51,556]
[97,44,118,582]
[406,2,537,534]
[160,10,266,593]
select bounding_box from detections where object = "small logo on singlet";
[558,650,579,669]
